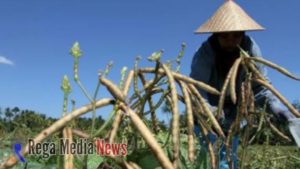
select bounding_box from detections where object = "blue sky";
[0,0,299,120]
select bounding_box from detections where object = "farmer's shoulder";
[244,35,262,57]
[192,39,214,64]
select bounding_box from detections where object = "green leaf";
[138,153,161,169]
[87,154,104,169]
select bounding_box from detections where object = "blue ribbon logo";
[14,143,26,163]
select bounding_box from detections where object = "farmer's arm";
[190,47,211,99]
[250,39,295,121]
[190,42,217,112]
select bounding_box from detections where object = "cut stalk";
[63,127,74,169]
[198,121,216,169]
[178,81,195,162]
[267,118,292,142]
[247,57,300,81]
[230,57,242,104]
[140,76,160,133]
[255,78,300,118]
[225,118,239,169]
[119,103,174,169]
[217,58,237,118]
[161,63,180,168]
[139,67,220,95]
[109,70,134,143]
[100,77,126,102]
[189,84,225,138]
[239,48,265,80]
[72,129,89,138]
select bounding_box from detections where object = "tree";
[0,108,3,122]
[12,107,20,116]
[4,108,13,121]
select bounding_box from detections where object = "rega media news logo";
[27,138,127,158]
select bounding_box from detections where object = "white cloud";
[0,56,14,65]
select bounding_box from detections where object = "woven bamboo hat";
[195,0,264,34]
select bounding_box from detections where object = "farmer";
[190,1,296,169]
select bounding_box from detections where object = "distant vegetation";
[0,107,106,135]
[1,101,299,144]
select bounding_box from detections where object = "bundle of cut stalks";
[1,46,299,169]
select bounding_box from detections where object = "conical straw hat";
[195,0,264,34]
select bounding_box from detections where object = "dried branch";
[189,84,225,138]
[109,70,134,143]
[161,63,180,168]
[230,57,242,104]
[100,77,126,102]
[63,127,74,169]
[119,103,174,169]
[139,67,220,95]
[247,57,300,81]
[254,78,300,118]
[178,81,194,162]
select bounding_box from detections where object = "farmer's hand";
[288,118,300,148]
[270,105,295,123]
[274,110,300,147]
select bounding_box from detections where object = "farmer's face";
[217,32,244,52]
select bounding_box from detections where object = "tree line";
[0,107,105,135]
